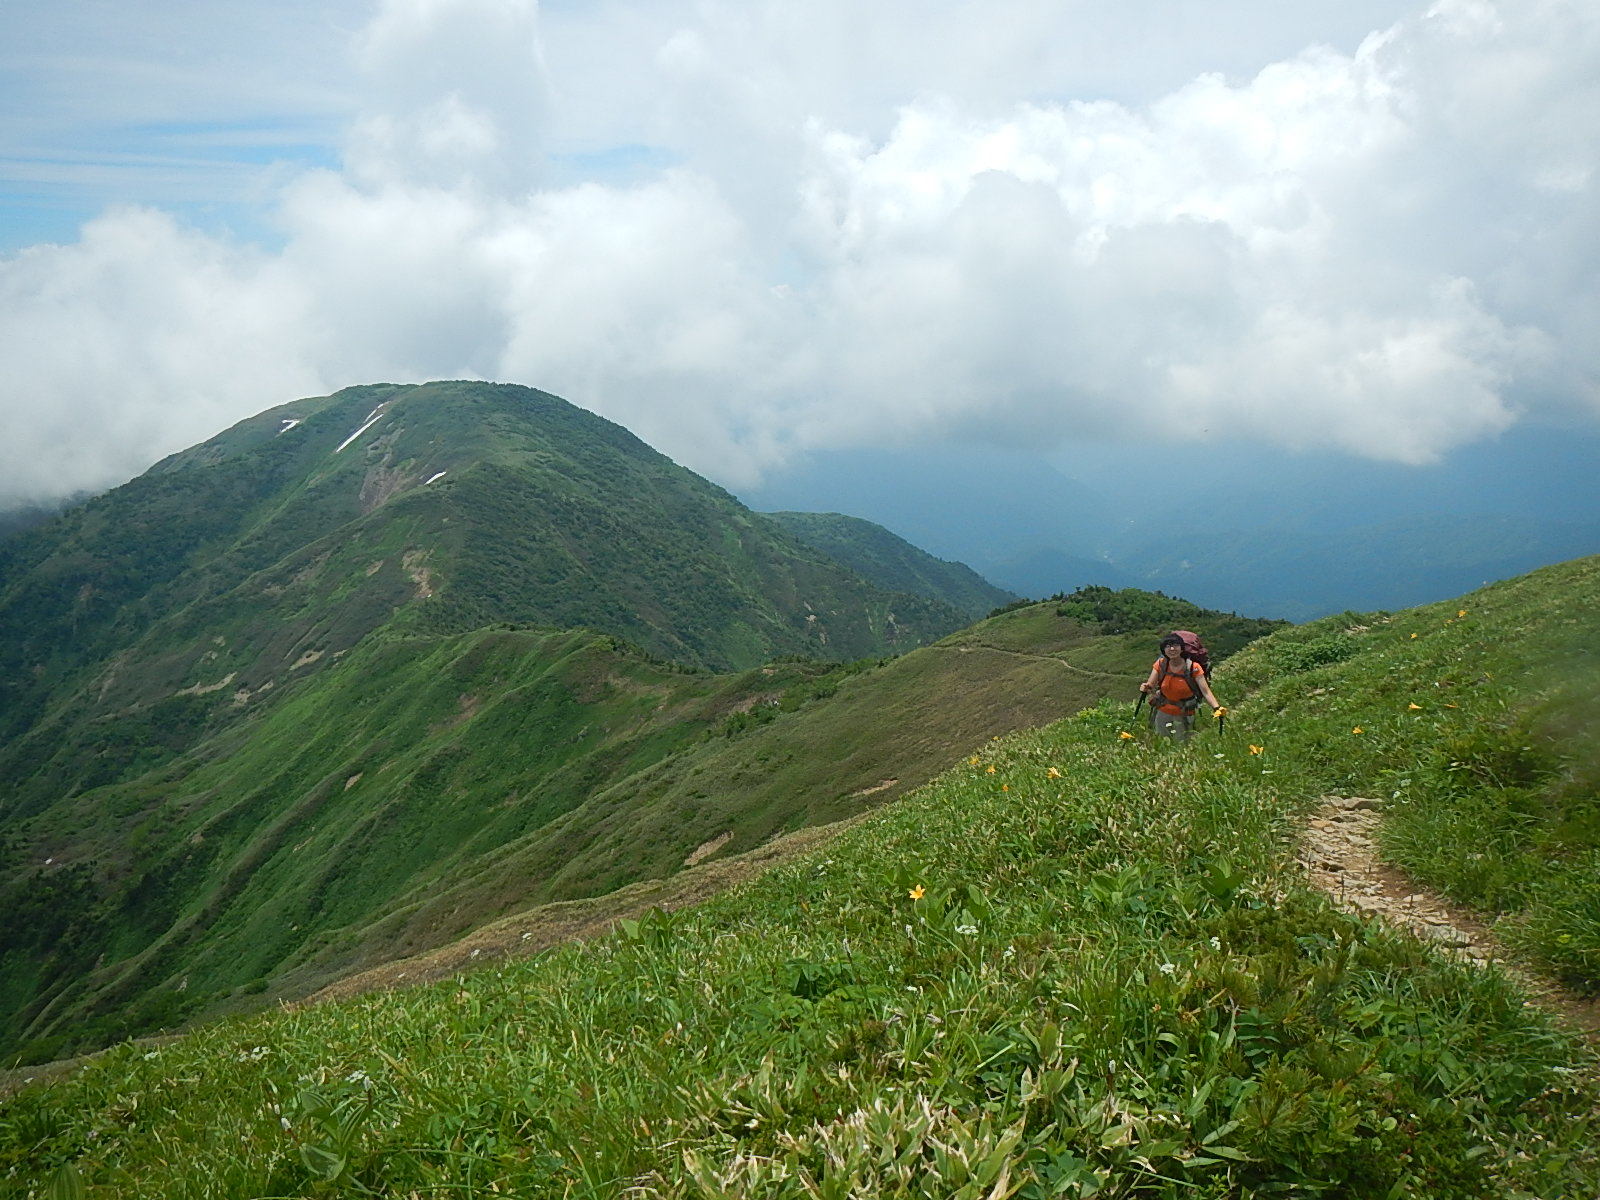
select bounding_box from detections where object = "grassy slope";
[1,597,1205,1066]
[3,560,1598,1197]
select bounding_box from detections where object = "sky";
[1,0,1597,515]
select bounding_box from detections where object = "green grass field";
[3,558,1597,1197]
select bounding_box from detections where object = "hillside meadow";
[4,558,1599,1197]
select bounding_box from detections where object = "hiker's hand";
[1212,706,1228,718]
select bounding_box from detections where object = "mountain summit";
[0,381,1026,1061]
[0,382,985,798]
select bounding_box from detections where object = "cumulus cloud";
[0,0,1595,505]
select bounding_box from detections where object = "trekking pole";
[1133,691,1146,723]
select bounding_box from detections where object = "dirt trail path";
[1300,795,1600,1040]
[938,642,1126,681]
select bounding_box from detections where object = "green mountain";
[6,559,1598,1198]
[0,381,973,813]
[0,380,1276,1065]
[763,511,1018,618]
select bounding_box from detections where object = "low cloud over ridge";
[1,0,1596,505]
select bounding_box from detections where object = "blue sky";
[1,0,1597,525]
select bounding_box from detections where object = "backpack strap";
[1157,657,1202,714]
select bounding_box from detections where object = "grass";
[3,558,1599,1197]
[0,597,1177,1067]
[1221,555,1600,986]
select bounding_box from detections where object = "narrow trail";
[1300,795,1600,1041]
[936,641,1126,681]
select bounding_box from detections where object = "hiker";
[1140,633,1224,742]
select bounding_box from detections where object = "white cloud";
[0,208,324,499]
[0,0,1596,504]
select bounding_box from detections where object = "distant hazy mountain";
[763,510,1018,618]
[735,423,1600,615]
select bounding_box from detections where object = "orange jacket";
[1151,658,1206,715]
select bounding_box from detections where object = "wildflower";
[955,924,979,936]
[909,884,926,900]
[1209,937,1222,951]
[1248,745,1264,755]
[1410,633,1419,639]
[1119,731,1134,740]
[1158,963,1176,975]
[1408,703,1423,710]
[1458,610,1468,618]
[1001,783,1009,791]
[1047,767,1061,778]
[1004,946,1016,959]
[1352,727,1364,734]
[986,765,997,775]
[969,756,980,766]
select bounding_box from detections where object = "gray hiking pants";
[1150,707,1195,741]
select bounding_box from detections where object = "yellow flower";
[1408,703,1423,710]
[1119,731,1134,740]
[1047,766,1062,778]
[1001,783,1010,792]
[1410,633,1419,639]
[1458,609,1468,618]
[969,756,980,766]
[1352,727,1364,734]
[986,765,997,775]
[1248,744,1264,755]
[909,884,925,900]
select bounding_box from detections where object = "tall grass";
[5,672,1597,1197]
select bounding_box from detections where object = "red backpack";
[1153,630,1211,714]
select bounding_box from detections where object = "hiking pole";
[1133,691,1146,723]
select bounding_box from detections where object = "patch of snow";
[278,418,301,434]
[334,404,388,454]
[424,470,447,485]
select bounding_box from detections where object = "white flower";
[955,924,979,936]
[1209,937,1222,951]
[1159,962,1177,975]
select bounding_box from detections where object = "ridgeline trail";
[937,641,1127,680]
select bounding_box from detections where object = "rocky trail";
[1300,795,1600,1040]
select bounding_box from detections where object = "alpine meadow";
[3,382,1599,1198]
